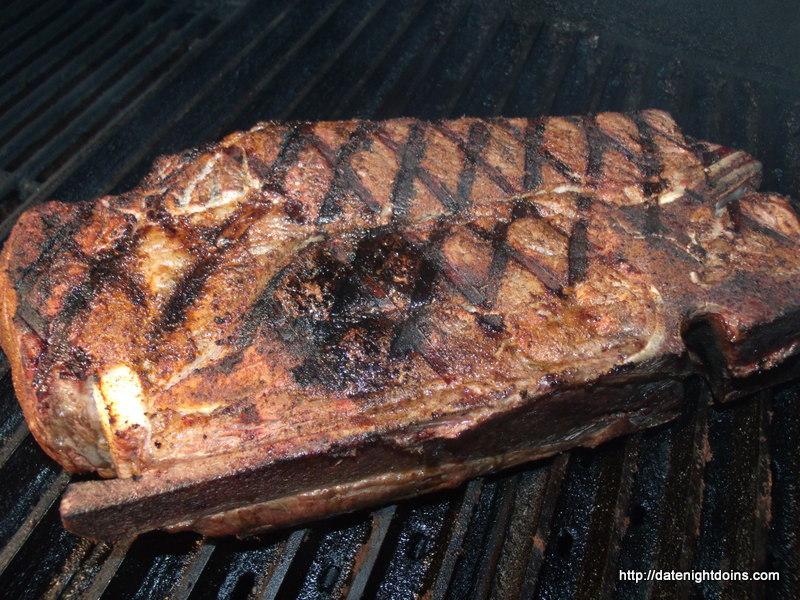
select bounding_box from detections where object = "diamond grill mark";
[433,122,517,195]
[387,121,429,225]
[32,113,694,394]
[567,195,592,287]
[455,121,492,212]
[313,122,381,223]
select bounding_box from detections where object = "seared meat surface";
[1,110,799,539]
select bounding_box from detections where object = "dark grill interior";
[0,1,798,598]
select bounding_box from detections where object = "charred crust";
[631,113,663,178]
[567,220,589,286]
[316,122,380,223]
[283,198,306,224]
[476,313,505,335]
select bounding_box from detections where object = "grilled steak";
[1,110,799,540]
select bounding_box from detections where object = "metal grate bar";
[48,0,306,204]
[765,385,800,599]
[0,423,29,472]
[374,0,471,118]
[0,0,261,240]
[483,461,558,600]
[0,0,174,139]
[517,454,570,600]
[103,0,351,197]
[0,3,798,599]
[0,6,215,202]
[40,536,95,600]
[469,475,521,600]
[698,394,772,598]
[646,56,689,117]
[329,0,430,119]
[504,24,580,117]
[100,533,209,600]
[782,101,800,199]
[275,0,393,121]
[549,33,616,115]
[650,386,710,600]
[64,538,135,600]
[0,0,133,111]
[257,529,308,600]
[456,19,545,118]
[0,0,69,60]
[163,539,217,600]
[0,0,96,82]
[290,0,431,123]
[428,479,483,599]
[344,506,396,600]
[202,0,353,139]
[0,1,195,170]
[0,470,70,576]
[573,437,641,599]
[0,0,43,36]
[412,3,505,119]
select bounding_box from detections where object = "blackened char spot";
[261,229,448,395]
[576,194,592,211]
[455,121,491,212]
[292,315,402,397]
[701,146,735,167]
[240,403,260,424]
[644,201,664,235]
[567,220,589,286]
[283,198,306,223]
[511,197,542,220]
[159,254,218,332]
[524,119,545,190]
[726,197,743,232]
[221,145,244,164]
[316,122,379,223]
[58,346,92,379]
[410,258,439,308]
[632,113,663,178]
[585,117,608,180]
[642,179,666,197]
[477,313,505,335]
[179,144,215,163]
[388,122,428,225]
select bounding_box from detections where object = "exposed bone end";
[94,365,151,478]
[681,307,800,401]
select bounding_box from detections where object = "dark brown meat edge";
[63,366,687,538]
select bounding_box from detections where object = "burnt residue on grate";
[0,0,798,598]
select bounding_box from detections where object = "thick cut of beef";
[1,110,799,540]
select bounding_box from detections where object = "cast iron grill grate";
[0,1,797,598]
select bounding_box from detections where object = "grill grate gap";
[0,0,44,37]
[326,0,431,120]
[0,0,102,84]
[0,0,70,62]
[33,11,219,182]
[5,9,208,174]
[0,0,173,144]
[0,1,135,119]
